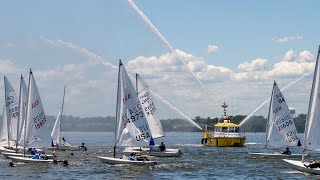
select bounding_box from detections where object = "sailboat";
[1,76,28,154]
[48,85,82,151]
[249,81,302,157]
[97,60,157,165]
[123,73,182,157]
[283,46,320,174]
[3,76,19,149]
[8,69,53,163]
[0,106,15,153]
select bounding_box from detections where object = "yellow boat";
[201,102,246,147]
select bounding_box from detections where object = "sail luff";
[23,69,32,157]
[265,81,276,154]
[113,60,122,157]
[16,75,23,151]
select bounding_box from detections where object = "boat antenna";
[222,102,228,116]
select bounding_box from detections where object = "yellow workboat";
[201,102,246,147]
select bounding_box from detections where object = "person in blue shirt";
[32,152,41,160]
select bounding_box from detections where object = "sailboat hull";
[123,147,182,157]
[249,152,302,158]
[283,159,320,175]
[2,152,54,159]
[47,145,84,151]
[9,156,53,163]
[97,156,157,166]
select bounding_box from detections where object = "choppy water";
[0,132,317,179]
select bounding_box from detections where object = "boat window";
[235,127,239,132]
[222,127,228,132]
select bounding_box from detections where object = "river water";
[0,132,316,179]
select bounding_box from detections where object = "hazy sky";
[0,0,319,121]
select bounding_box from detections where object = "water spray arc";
[239,73,311,126]
[41,37,202,130]
[127,0,217,108]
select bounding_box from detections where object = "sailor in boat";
[28,148,36,155]
[128,153,137,161]
[149,137,155,151]
[159,142,166,152]
[281,147,291,155]
[304,160,320,168]
[79,142,87,151]
[32,152,41,159]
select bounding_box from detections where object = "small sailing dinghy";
[123,74,182,157]
[9,69,53,163]
[97,60,157,166]
[48,86,82,151]
[249,81,302,158]
[283,46,320,174]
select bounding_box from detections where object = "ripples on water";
[0,132,318,179]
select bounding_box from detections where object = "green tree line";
[0,113,307,132]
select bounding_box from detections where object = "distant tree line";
[0,113,307,132]
[192,114,307,133]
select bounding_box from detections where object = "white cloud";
[237,58,267,72]
[23,37,315,120]
[0,59,22,75]
[273,35,303,43]
[207,44,219,54]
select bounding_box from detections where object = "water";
[0,132,316,179]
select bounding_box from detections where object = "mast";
[16,75,23,152]
[222,102,228,116]
[23,69,32,157]
[265,81,276,154]
[113,60,122,158]
[59,85,66,145]
[302,45,320,162]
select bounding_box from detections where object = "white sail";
[4,77,19,145]
[0,106,8,147]
[266,82,300,147]
[51,110,61,146]
[116,61,152,147]
[304,48,320,151]
[136,74,164,139]
[25,70,51,148]
[17,76,28,146]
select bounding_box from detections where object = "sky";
[0,0,319,124]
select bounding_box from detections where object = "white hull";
[97,156,157,166]
[0,146,17,153]
[283,159,320,175]
[123,147,182,157]
[47,145,83,151]
[2,152,54,159]
[9,156,53,163]
[249,152,302,158]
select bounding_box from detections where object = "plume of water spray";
[40,36,202,129]
[239,73,311,126]
[150,89,203,130]
[127,0,217,107]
